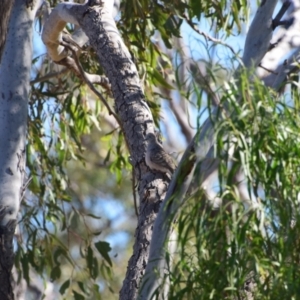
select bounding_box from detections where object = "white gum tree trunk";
[0,0,42,299]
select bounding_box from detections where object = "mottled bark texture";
[0,0,15,62]
[67,3,170,299]
[140,140,197,299]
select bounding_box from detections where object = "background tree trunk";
[0,0,41,298]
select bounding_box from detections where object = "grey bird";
[145,133,176,175]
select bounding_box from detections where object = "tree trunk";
[0,0,41,298]
[44,2,171,299]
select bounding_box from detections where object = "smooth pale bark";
[242,0,278,68]
[42,3,80,61]
[258,0,300,90]
[0,0,41,298]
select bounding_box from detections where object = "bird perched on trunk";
[145,132,176,175]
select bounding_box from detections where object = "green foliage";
[167,73,300,299]
[95,241,113,267]
[15,0,297,299]
[118,0,246,123]
[21,53,133,297]
[188,0,248,32]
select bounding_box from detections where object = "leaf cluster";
[168,73,300,299]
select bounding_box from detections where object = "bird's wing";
[150,147,176,173]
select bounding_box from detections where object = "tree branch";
[42,2,171,299]
[271,50,300,91]
[258,0,300,89]
[139,104,221,298]
[169,100,194,143]
[182,13,237,56]
[42,3,81,61]
[272,0,291,29]
[30,68,69,85]
[56,56,110,88]
[242,0,278,68]
[0,1,43,297]
[139,1,283,291]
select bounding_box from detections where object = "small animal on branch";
[145,132,176,175]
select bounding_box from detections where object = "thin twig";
[30,68,69,85]
[258,63,278,75]
[56,56,111,89]
[182,13,237,56]
[58,41,139,202]
[59,40,119,122]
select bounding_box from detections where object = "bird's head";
[145,132,157,143]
